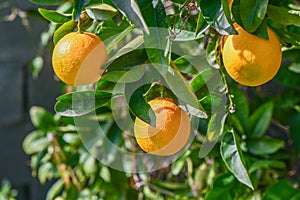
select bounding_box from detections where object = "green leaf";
[164,67,207,118]
[247,136,284,156]
[112,0,149,34]
[173,55,198,74]
[23,130,49,155]
[96,78,116,93]
[199,113,227,158]
[29,0,67,5]
[171,150,191,175]
[74,0,89,21]
[38,162,55,184]
[102,67,145,83]
[53,20,77,45]
[46,179,65,200]
[200,0,237,35]
[220,130,253,190]
[247,102,274,138]
[55,91,111,117]
[205,173,237,200]
[29,56,44,79]
[106,49,148,71]
[240,0,268,33]
[206,36,219,69]
[65,183,78,200]
[29,106,55,130]
[86,3,118,21]
[151,179,188,190]
[127,84,156,126]
[289,63,300,73]
[263,179,299,200]
[230,85,249,125]
[144,82,177,102]
[195,12,210,37]
[38,8,71,23]
[143,1,169,72]
[83,156,98,175]
[267,5,300,27]
[249,160,285,173]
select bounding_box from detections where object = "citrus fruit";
[222,23,282,86]
[52,32,108,86]
[134,98,190,156]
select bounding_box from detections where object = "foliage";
[0,179,17,200]
[22,0,300,199]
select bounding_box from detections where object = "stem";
[50,133,82,191]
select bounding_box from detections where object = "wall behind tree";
[0,0,60,199]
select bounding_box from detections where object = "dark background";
[0,0,60,199]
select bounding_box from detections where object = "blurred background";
[0,0,59,199]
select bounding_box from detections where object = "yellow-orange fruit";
[222,23,282,86]
[52,32,108,86]
[134,98,190,156]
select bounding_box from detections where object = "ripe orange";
[222,23,282,86]
[134,98,190,156]
[52,32,108,86]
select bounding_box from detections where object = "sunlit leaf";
[53,20,77,45]
[38,8,70,23]
[221,130,253,189]
[55,91,111,117]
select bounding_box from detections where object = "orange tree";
[24,0,300,199]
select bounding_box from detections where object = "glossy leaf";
[106,49,148,71]
[127,84,155,126]
[173,55,199,74]
[53,20,77,45]
[164,67,207,118]
[240,0,268,33]
[55,91,111,117]
[112,0,149,34]
[247,102,274,138]
[195,12,209,37]
[102,65,146,83]
[200,0,236,35]
[247,136,284,156]
[86,3,118,21]
[38,8,70,23]
[143,1,169,72]
[267,5,300,27]
[29,0,67,5]
[221,130,253,190]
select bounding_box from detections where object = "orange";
[222,23,282,86]
[52,32,108,86]
[134,98,190,156]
